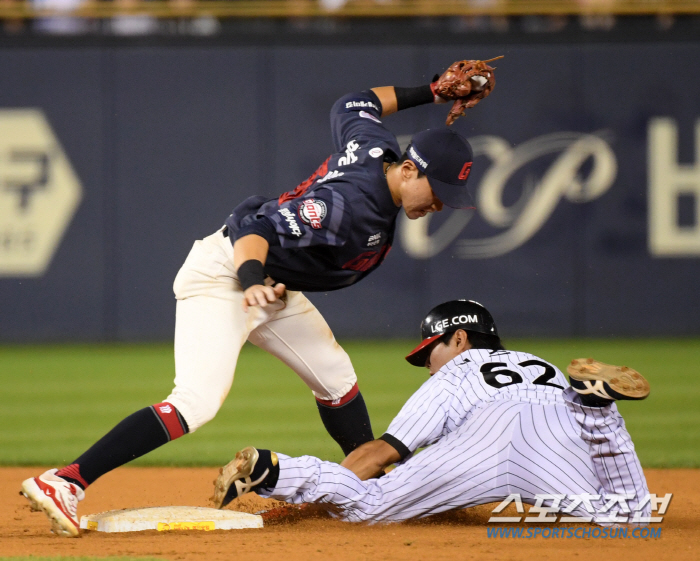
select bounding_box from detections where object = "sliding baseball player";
[213,299,652,524]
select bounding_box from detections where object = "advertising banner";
[1,43,698,340]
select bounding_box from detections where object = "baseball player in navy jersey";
[212,300,652,525]
[21,71,487,537]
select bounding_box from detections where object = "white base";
[79,506,263,532]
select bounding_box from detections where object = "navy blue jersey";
[225,90,402,292]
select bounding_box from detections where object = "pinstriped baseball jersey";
[268,387,651,523]
[386,349,569,453]
[265,384,651,524]
[257,344,650,524]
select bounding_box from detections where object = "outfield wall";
[1,37,699,340]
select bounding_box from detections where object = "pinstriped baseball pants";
[262,389,650,523]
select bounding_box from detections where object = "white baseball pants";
[164,229,357,432]
[262,391,650,524]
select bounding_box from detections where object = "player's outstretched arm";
[371,57,500,124]
[340,439,401,480]
[370,85,434,119]
[233,234,286,311]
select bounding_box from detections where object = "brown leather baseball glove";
[431,56,503,125]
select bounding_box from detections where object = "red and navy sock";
[55,402,188,490]
[315,384,374,456]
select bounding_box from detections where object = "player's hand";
[242,283,287,312]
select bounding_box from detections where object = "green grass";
[1,339,698,468]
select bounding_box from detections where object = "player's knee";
[164,389,222,433]
[311,361,358,404]
[315,381,360,407]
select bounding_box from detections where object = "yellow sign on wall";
[0,109,82,276]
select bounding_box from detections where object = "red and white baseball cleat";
[20,468,85,537]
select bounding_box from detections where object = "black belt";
[222,226,229,238]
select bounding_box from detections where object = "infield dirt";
[2,467,698,560]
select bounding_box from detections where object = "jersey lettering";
[480,359,563,390]
[344,100,380,112]
[519,359,564,389]
[278,208,303,237]
[480,362,523,389]
[338,140,360,166]
[317,170,344,184]
[367,233,382,247]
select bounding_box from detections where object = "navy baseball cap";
[406,128,474,209]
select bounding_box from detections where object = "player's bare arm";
[340,439,401,480]
[370,87,398,117]
[233,233,286,311]
[339,330,473,480]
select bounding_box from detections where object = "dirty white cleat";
[20,468,85,537]
[567,358,650,401]
[211,447,279,509]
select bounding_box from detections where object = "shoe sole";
[20,478,80,537]
[211,447,258,509]
[567,358,650,400]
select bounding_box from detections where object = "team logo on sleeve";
[369,147,384,158]
[298,199,327,230]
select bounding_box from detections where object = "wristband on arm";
[394,84,436,111]
[379,433,411,461]
[237,259,265,291]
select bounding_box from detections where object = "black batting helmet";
[405,299,498,367]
